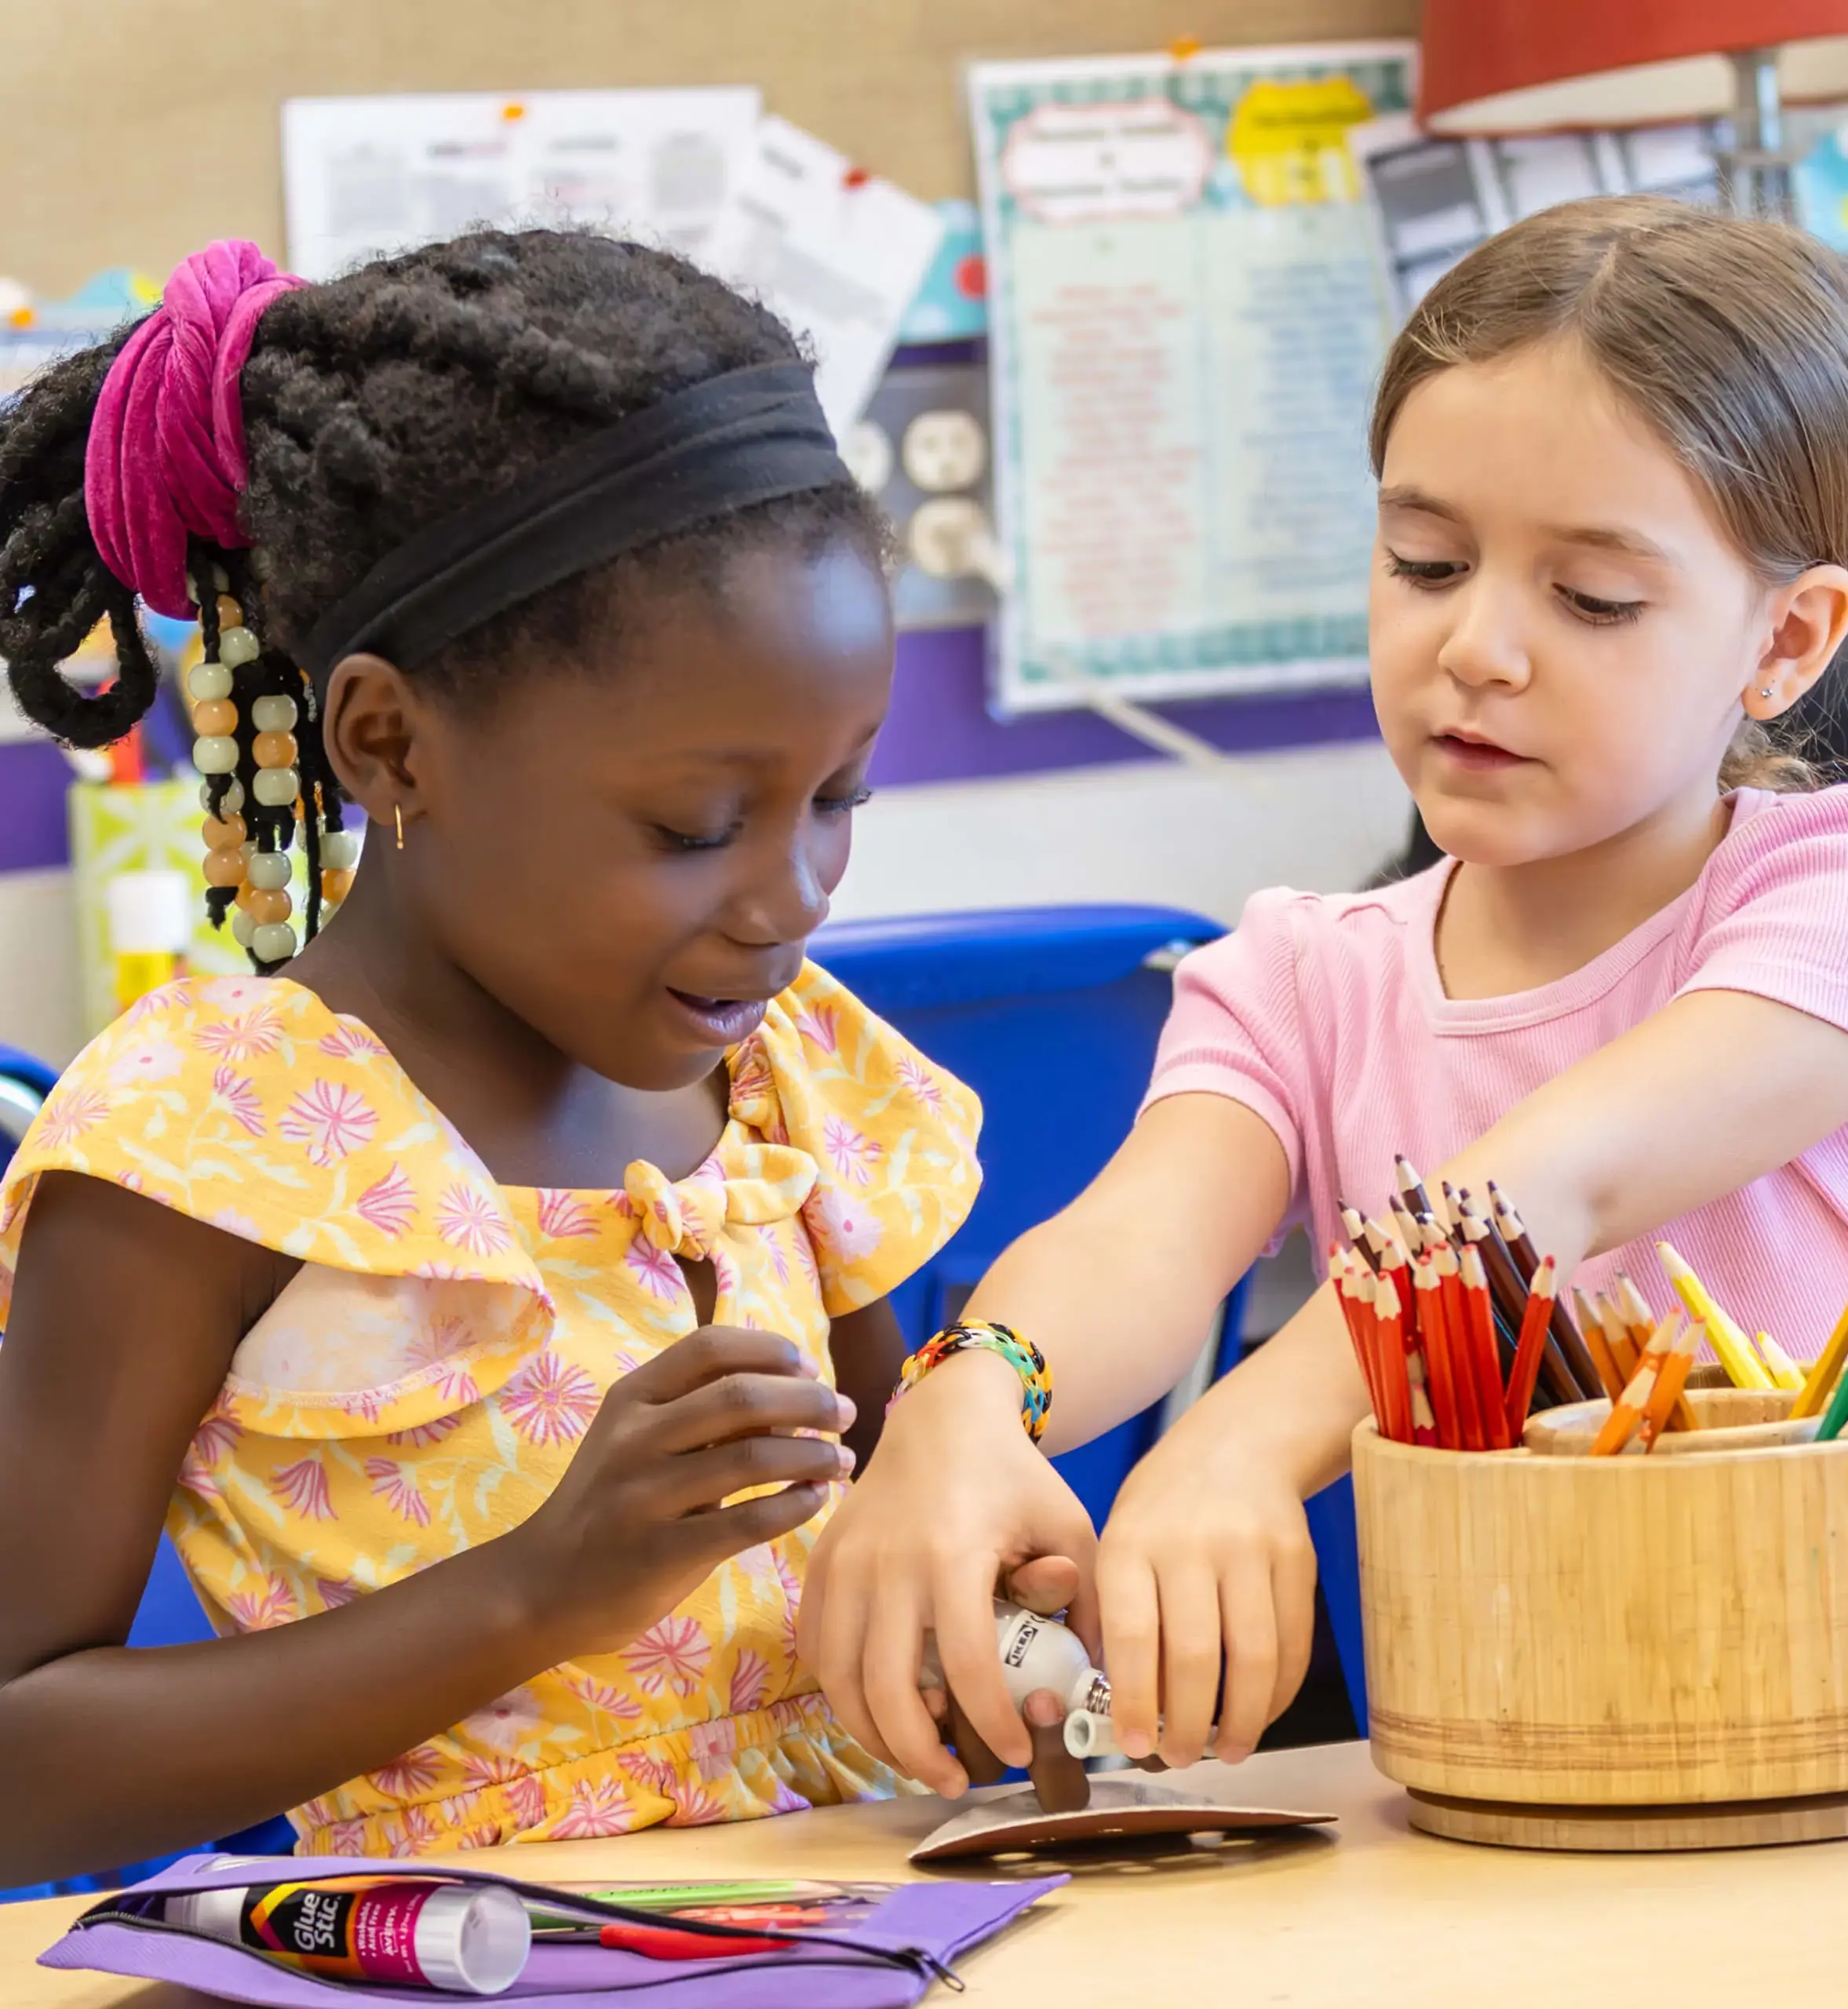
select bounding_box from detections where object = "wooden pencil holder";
[1354,1384,1848,1851]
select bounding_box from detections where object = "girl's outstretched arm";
[0,1173,851,1886]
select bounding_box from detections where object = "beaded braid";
[0,228,888,974]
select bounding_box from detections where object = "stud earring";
[394,803,406,851]
[1759,687,1775,699]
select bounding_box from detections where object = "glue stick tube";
[164,1877,530,1996]
[919,1599,1111,1730]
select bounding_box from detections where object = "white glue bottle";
[920,1599,1118,1759]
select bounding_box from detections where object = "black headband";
[300,361,851,680]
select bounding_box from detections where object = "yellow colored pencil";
[1793,1300,1848,1420]
[1752,1329,1806,1395]
[1658,1243,1772,1391]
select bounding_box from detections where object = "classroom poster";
[969,43,1414,715]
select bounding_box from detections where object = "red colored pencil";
[1413,1252,1463,1449]
[1373,1267,1413,1443]
[1433,1243,1485,1450]
[1504,1256,1558,1438]
[1333,1249,1382,1423]
[1457,1245,1511,1448]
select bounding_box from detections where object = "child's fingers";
[1267,1537,1318,1732]
[647,1372,854,1453]
[688,1482,833,1558]
[863,1577,973,1794]
[1003,1553,1082,1619]
[624,1327,815,1405]
[1154,1557,1222,1768]
[1214,1556,1279,1764]
[660,1434,851,1517]
[1095,1543,1161,1761]
[930,1559,1033,1773]
[942,1690,1009,1788]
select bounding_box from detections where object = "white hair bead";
[252,767,299,807]
[319,829,361,871]
[188,662,232,703]
[251,922,297,963]
[192,735,238,775]
[251,695,298,733]
[246,851,291,891]
[219,626,260,668]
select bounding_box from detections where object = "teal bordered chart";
[969,43,1413,715]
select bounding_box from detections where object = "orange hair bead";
[203,848,247,888]
[202,812,246,851]
[216,593,242,630]
[235,881,260,913]
[321,867,355,905]
[191,698,237,737]
[252,730,298,770]
[243,886,292,926]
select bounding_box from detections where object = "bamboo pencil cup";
[1354,1384,1848,1851]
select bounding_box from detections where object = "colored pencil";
[1504,1256,1558,1438]
[1792,1301,1848,1420]
[1412,1252,1463,1448]
[1640,1318,1700,1449]
[1460,1244,1512,1448]
[1589,1314,1679,1456]
[1591,1291,1641,1383]
[1433,1243,1487,1449]
[1458,1201,1572,1407]
[1817,1347,1848,1443]
[1489,1187,1602,1398]
[1569,1287,1628,1402]
[1658,1243,1772,1391]
[1754,1329,1806,1395]
[1334,1249,1381,1422]
[1373,1267,1413,1444]
[1365,1213,1411,1267]
[1340,1201,1380,1274]
[1396,1155,1434,1220]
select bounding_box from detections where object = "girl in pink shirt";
[804,195,1848,1792]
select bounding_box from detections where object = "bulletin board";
[0,0,1419,297]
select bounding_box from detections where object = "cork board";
[2,0,1419,297]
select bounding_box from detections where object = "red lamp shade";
[1420,1,1848,135]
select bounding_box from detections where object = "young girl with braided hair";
[0,231,986,1883]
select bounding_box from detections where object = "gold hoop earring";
[394,803,405,851]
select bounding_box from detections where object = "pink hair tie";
[83,239,307,620]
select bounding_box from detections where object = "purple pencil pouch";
[38,1851,1063,2007]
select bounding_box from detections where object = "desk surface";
[5,1741,1839,2007]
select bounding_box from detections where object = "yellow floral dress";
[0,964,979,1856]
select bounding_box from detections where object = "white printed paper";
[701,115,945,438]
[282,89,762,280]
[971,46,1414,715]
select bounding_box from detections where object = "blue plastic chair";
[811,905,1250,1533]
[0,1043,57,1180]
[813,907,1368,1730]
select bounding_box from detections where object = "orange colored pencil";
[1589,1314,1678,1456]
[1460,1245,1511,1449]
[1641,1318,1700,1449]
[1569,1288,1627,1402]
[1617,1276,1697,1431]
[1433,1244,1485,1450]
[1591,1291,1641,1382]
[1373,1267,1413,1444]
[1412,1253,1461,1448]
[1504,1256,1558,1438]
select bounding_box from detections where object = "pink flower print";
[773,1548,804,1655]
[822,1115,881,1190]
[35,1084,111,1149]
[460,1751,527,1790]
[463,1686,545,1753]
[195,1008,282,1063]
[355,1165,418,1238]
[728,1648,773,1714]
[315,1577,358,1610]
[319,1818,370,1855]
[561,1669,643,1726]
[225,1572,298,1632]
[106,1032,184,1089]
[364,1457,432,1526]
[625,1234,683,1300]
[804,1183,885,1265]
[436,1183,512,1257]
[728,1034,775,1110]
[536,1188,599,1240]
[337,1387,387,1425]
[270,1457,335,1522]
[628,1615,712,1696]
[665,1781,730,1828]
[500,1351,600,1449]
[621,1753,680,1799]
[386,1414,461,1449]
[461,1822,505,1851]
[549,1778,640,1840]
[689,1715,742,1782]
[895,1054,946,1110]
[210,1065,266,1137]
[176,1446,223,1500]
[386,1804,442,1857]
[318,1020,388,1060]
[793,1004,839,1055]
[506,1774,549,1832]
[198,977,272,1015]
[764,1773,814,1818]
[279,1079,378,1168]
[210,1207,263,1241]
[190,1391,241,1468]
[368,1745,444,1799]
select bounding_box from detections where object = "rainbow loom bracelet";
[889,1320,1052,1443]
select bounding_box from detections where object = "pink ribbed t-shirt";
[1147,786,1848,1346]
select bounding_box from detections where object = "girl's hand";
[506,1326,855,1661]
[1095,1395,1318,1770]
[800,1348,1099,1797]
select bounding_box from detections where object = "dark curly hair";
[0,228,889,950]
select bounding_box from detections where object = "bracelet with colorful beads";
[888,1320,1052,1444]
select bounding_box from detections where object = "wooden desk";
[5,1741,1839,2007]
